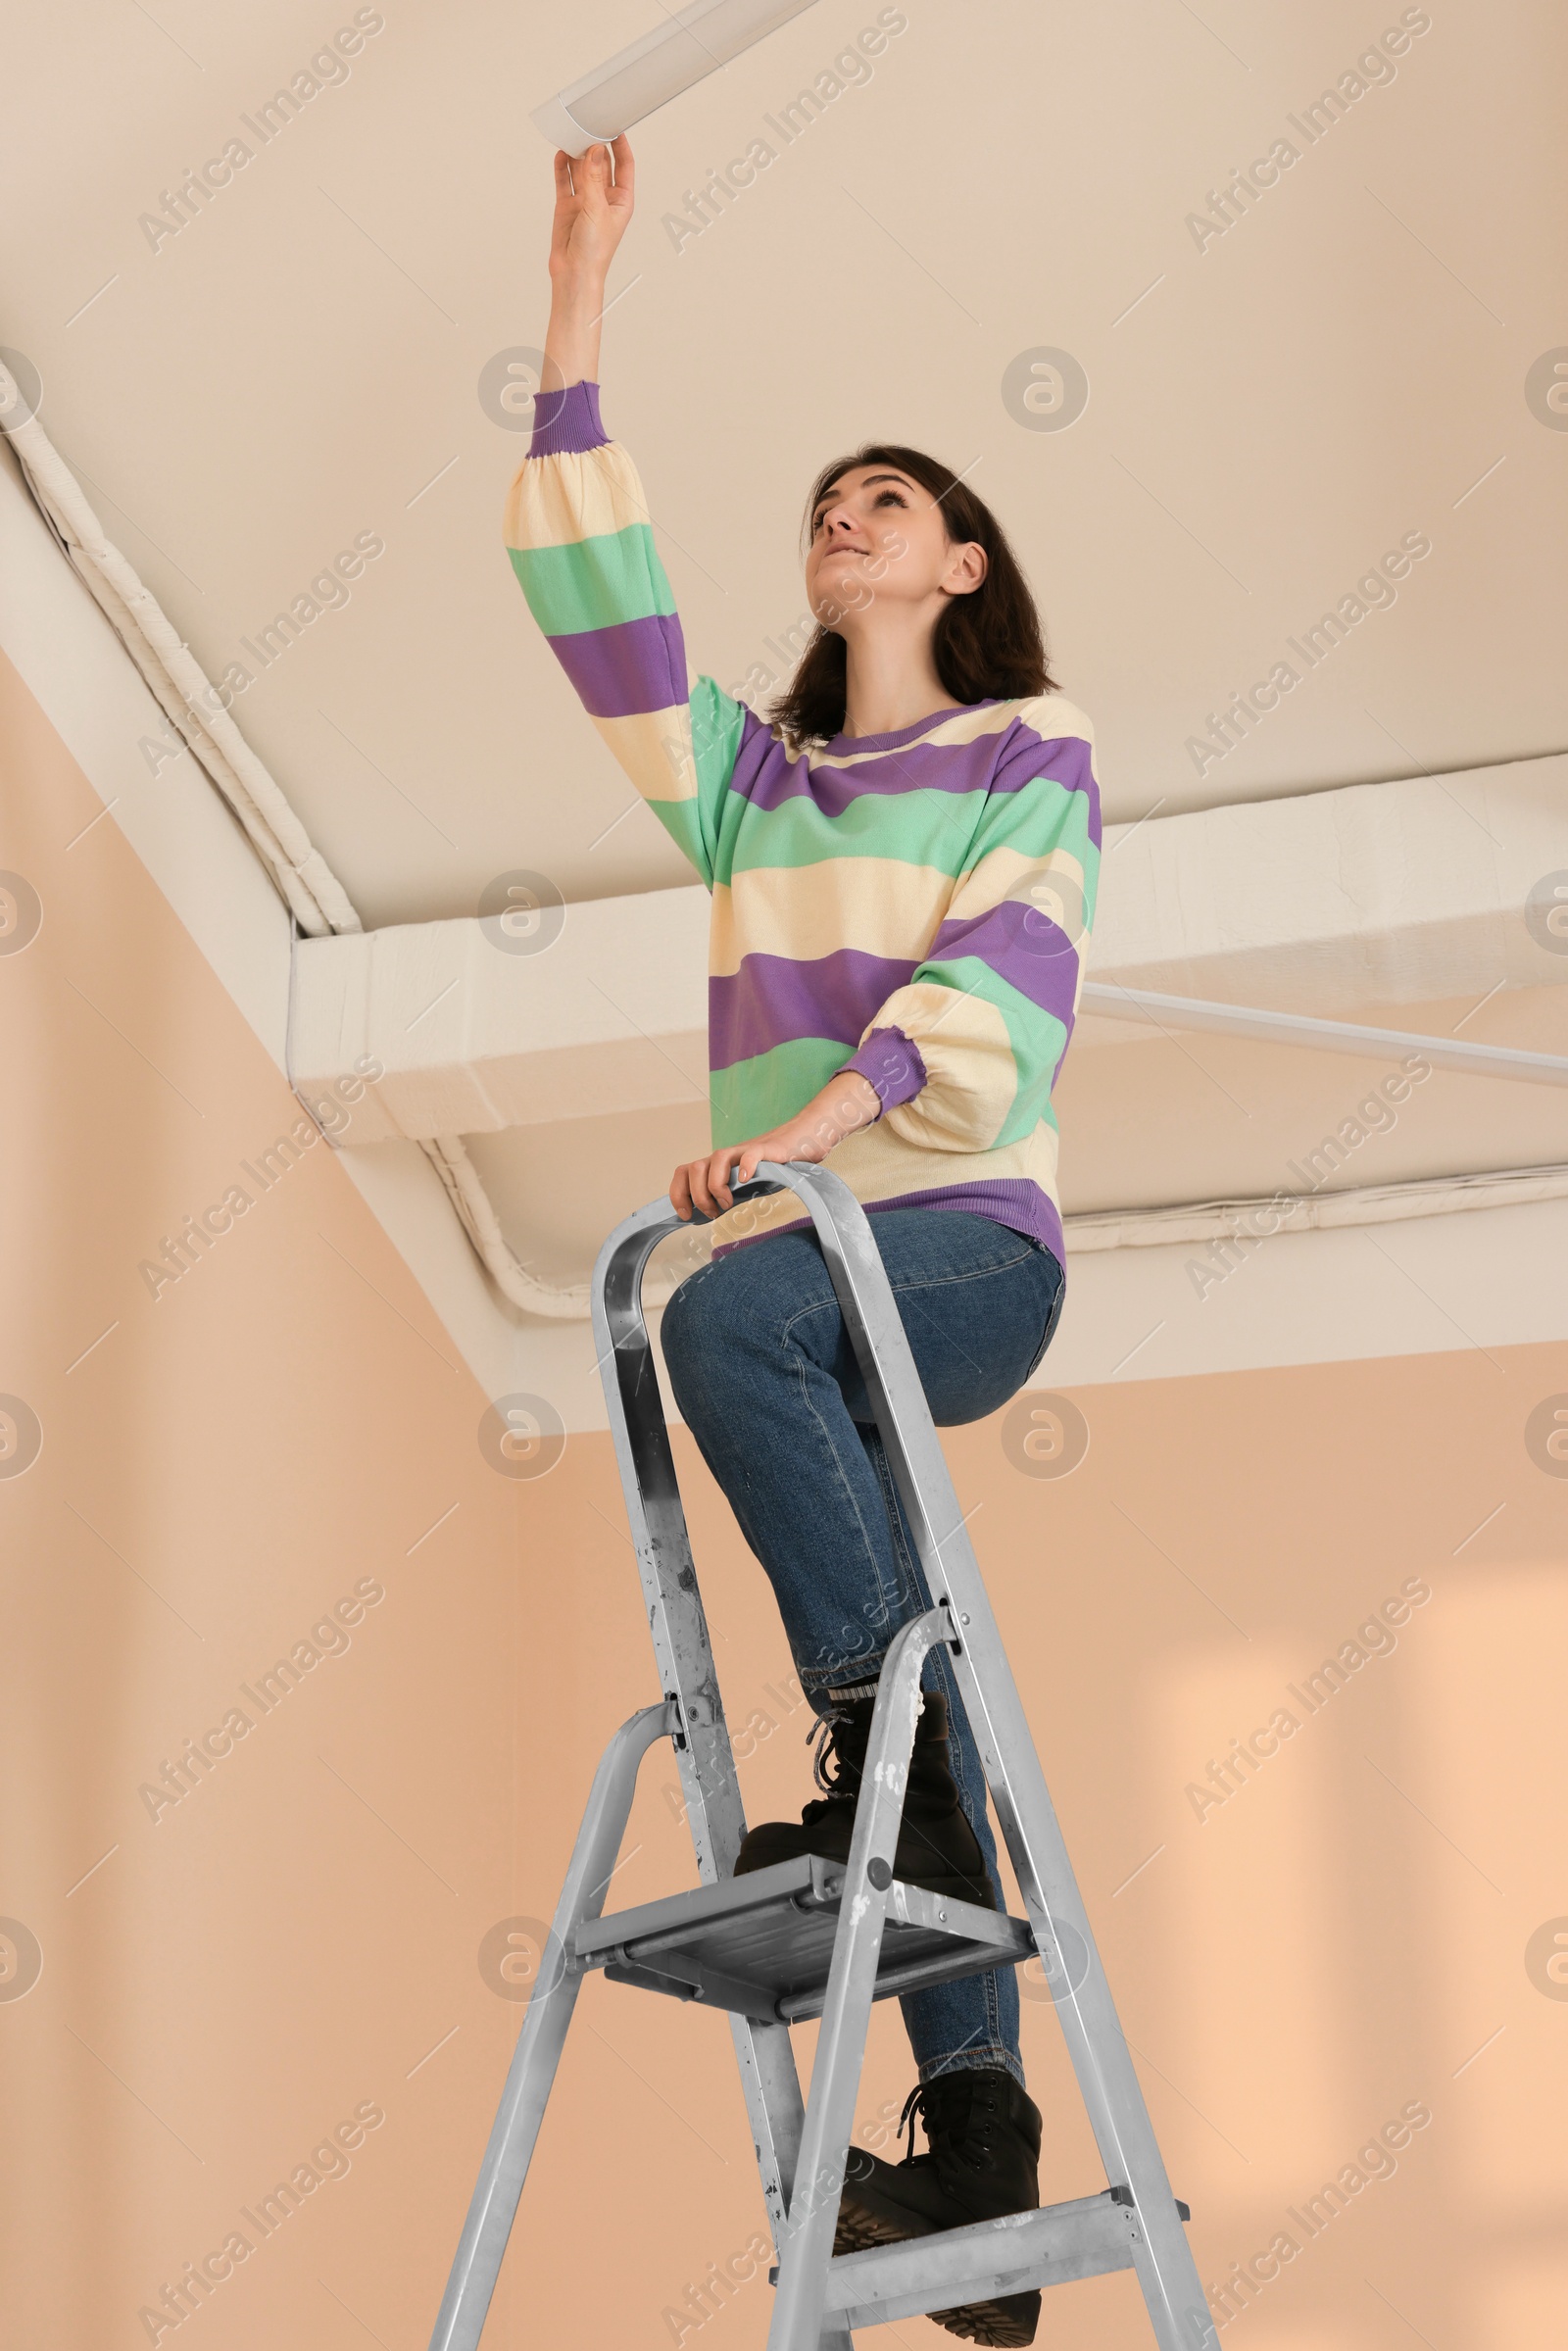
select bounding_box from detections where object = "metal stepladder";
[428,1162,1216,2351]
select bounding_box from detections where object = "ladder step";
[810,2188,1194,2330]
[571,1853,1035,2024]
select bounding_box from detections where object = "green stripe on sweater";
[709,1036,855,1144]
[711,786,992,887]
[710,772,1098,890]
[508,523,675,636]
[911,953,1068,1149]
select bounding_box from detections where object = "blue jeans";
[660,1207,1066,2090]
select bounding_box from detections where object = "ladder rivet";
[960,1613,970,1625]
[866,1857,892,1890]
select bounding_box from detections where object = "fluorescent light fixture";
[532,0,824,155]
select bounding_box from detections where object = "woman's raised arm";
[503,134,753,892]
[541,136,635,391]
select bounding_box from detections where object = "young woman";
[505,137,1099,2349]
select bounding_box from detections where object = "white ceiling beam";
[1080,753,1565,1022]
[288,759,1568,1145]
[289,886,710,1144]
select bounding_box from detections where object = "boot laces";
[897,2077,1003,2173]
[808,1705,854,1795]
[808,1689,925,1793]
[896,2083,930,2166]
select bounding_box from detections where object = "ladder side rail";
[590,1204,812,2240]
[427,1701,675,2351]
[767,1607,949,2351]
[759,1162,1218,2351]
[592,1208,741,1879]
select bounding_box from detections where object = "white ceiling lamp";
[532,0,824,154]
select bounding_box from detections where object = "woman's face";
[804,465,985,631]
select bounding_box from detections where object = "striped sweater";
[503,380,1101,1264]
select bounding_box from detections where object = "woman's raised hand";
[549,134,635,294]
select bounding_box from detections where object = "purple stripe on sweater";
[527,378,609,458]
[846,1025,927,1112]
[729,719,1098,823]
[737,725,1003,816]
[708,903,1081,1079]
[546,611,687,720]
[995,728,1102,846]
[926,898,1083,1025]
[709,949,919,1070]
[712,1182,1065,1271]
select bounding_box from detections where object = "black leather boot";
[837,2068,1044,2345]
[732,1689,997,1909]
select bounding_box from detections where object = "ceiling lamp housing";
[532,0,824,154]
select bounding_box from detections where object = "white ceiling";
[5,0,1566,1301]
[5,0,1565,942]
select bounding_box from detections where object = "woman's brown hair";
[767,442,1055,742]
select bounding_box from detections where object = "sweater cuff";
[844,1027,927,1117]
[527,378,609,458]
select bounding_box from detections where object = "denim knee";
[660,1258,759,1418]
[659,1263,701,1362]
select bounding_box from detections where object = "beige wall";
[4,649,1565,2348]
